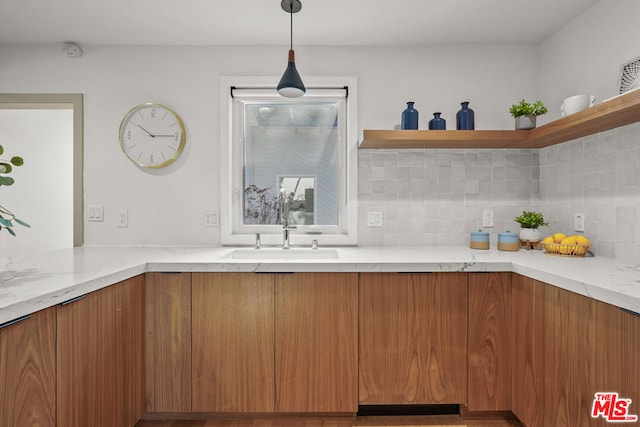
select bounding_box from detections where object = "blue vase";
[428,112,446,130]
[456,101,475,130]
[401,101,419,130]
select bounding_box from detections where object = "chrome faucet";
[277,187,296,249]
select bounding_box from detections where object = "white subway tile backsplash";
[538,123,640,259]
[359,148,538,246]
[358,123,640,257]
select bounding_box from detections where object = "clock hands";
[136,124,156,138]
[134,124,176,139]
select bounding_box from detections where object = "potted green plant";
[0,144,30,235]
[514,210,548,242]
[509,99,548,130]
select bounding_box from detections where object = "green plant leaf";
[14,218,30,227]
[0,176,15,186]
[10,156,24,166]
[0,145,3,155]
[514,210,548,228]
[0,217,13,227]
[0,162,12,174]
[6,227,16,236]
[509,99,547,117]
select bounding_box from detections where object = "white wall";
[538,0,640,123]
[0,43,538,246]
[0,109,74,256]
[536,0,640,260]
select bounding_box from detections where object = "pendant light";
[277,0,305,98]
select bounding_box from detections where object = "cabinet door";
[359,272,467,405]
[57,275,145,427]
[0,308,56,427]
[191,272,275,412]
[511,274,545,426]
[145,272,191,412]
[543,283,640,427]
[467,272,511,411]
[593,301,640,416]
[544,284,597,427]
[275,273,358,412]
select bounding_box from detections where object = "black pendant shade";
[277,0,305,98]
[277,50,305,97]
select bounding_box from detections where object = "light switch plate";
[574,213,585,232]
[482,210,494,228]
[367,211,384,227]
[88,205,104,222]
[117,210,128,227]
[204,211,219,227]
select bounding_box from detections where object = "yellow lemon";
[543,236,554,244]
[553,233,567,243]
[575,235,590,246]
[558,236,576,255]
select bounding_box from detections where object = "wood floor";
[135,414,523,427]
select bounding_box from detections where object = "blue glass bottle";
[456,101,475,130]
[428,112,446,130]
[401,101,419,130]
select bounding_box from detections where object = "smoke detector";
[62,42,83,58]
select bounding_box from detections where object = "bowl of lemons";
[542,233,591,257]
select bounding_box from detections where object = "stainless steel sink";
[227,248,339,260]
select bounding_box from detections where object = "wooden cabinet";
[192,272,275,413]
[191,272,358,413]
[510,274,545,427]
[145,272,192,412]
[543,283,597,426]
[543,282,640,427]
[593,299,640,415]
[467,272,511,411]
[57,275,145,427]
[358,272,467,405]
[275,273,358,412]
[510,274,640,427]
[0,308,56,427]
[7,268,637,424]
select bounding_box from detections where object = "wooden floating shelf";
[360,88,640,149]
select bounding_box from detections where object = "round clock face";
[118,103,186,168]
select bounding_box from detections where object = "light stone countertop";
[1,245,639,324]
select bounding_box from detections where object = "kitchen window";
[220,76,358,246]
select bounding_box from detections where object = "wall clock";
[118,102,186,168]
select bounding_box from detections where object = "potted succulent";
[509,99,548,130]
[514,210,548,243]
[0,144,30,235]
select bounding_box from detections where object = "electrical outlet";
[117,210,128,227]
[482,210,494,228]
[88,205,104,222]
[204,211,219,227]
[367,211,384,227]
[574,213,585,232]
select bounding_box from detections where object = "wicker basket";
[542,242,590,257]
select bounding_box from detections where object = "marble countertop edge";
[1,246,639,324]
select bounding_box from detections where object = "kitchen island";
[1,246,639,427]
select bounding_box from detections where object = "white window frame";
[220,76,358,247]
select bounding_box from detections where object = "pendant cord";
[289,3,293,51]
